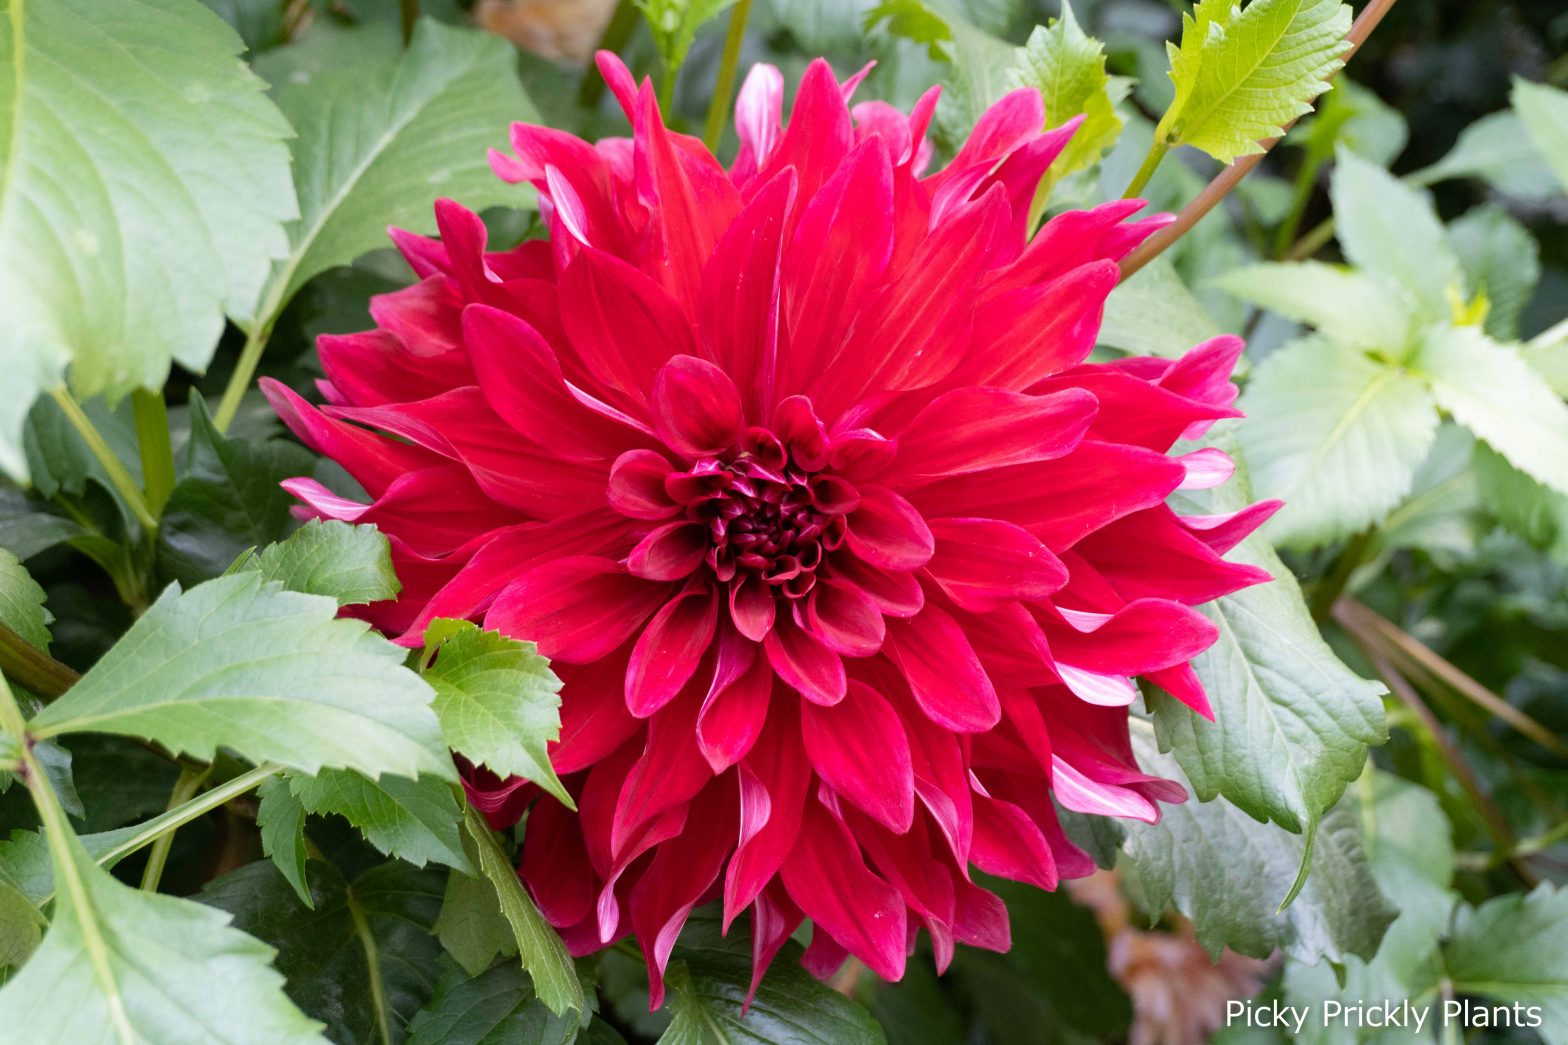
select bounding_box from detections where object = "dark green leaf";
[289,770,472,874]
[408,961,584,1045]
[257,775,313,907]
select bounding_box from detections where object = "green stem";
[1122,139,1170,199]
[1272,153,1323,258]
[212,325,270,434]
[579,0,639,108]
[398,0,417,45]
[131,389,176,519]
[348,886,394,1045]
[140,764,211,892]
[659,62,677,117]
[1283,214,1335,261]
[49,389,157,532]
[703,0,752,153]
[0,620,80,699]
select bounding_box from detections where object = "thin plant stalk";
[703,0,753,153]
[140,764,213,892]
[131,389,176,518]
[49,389,158,531]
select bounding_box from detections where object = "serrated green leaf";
[1439,886,1568,1041]
[1414,325,1568,497]
[1330,148,1462,323]
[256,776,313,908]
[203,858,445,1044]
[1006,2,1126,187]
[637,0,739,77]
[434,862,518,977]
[0,0,296,479]
[156,392,314,588]
[290,769,472,874]
[408,961,585,1045]
[1121,732,1395,964]
[0,548,50,651]
[0,830,324,1043]
[425,621,569,807]
[1157,0,1350,163]
[1215,261,1416,353]
[247,19,536,331]
[1408,110,1562,202]
[28,572,453,782]
[245,520,401,607]
[1448,203,1541,341]
[459,805,584,1017]
[1240,336,1439,548]
[1512,78,1568,194]
[1099,257,1222,358]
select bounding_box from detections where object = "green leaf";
[1157,0,1351,164]
[458,805,584,1017]
[0,830,323,1043]
[408,961,585,1045]
[256,775,312,907]
[243,519,401,607]
[1413,325,1568,497]
[290,769,472,874]
[1100,257,1222,358]
[434,861,518,977]
[0,487,85,561]
[1408,110,1562,202]
[1440,885,1568,1038]
[203,858,445,1044]
[1215,261,1416,353]
[1512,78,1568,193]
[636,0,739,78]
[1289,77,1407,166]
[0,876,44,971]
[1006,2,1127,186]
[28,572,452,782]
[1121,732,1396,964]
[1329,148,1463,323]
[1155,458,1387,833]
[0,0,296,479]
[1239,336,1439,548]
[156,392,314,588]
[0,548,50,651]
[866,0,953,60]
[1447,203,1541,342]
[247,19,536,330]
[1475,441,1568,558]
[424,621,569,806]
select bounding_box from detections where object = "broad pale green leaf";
[1371,423,1480,562]
[0,830,323,1043]
[1157,0,1351,163]
[204,858,445,1043]
[1526,323,1568,398]
[1121,733,1395,964]
[1240,336,1439,548]
[256,775,312,907]
[1215,262,1416,354]
[1155,458,1386,832]
[1006,2,1127,187]
[156,393,314,588]
[289,769,472,874]
[1512,79,1568,193]
[248,19,536,329]
[0,548,49,650]
[1099,257,1221,358]
[0,0,296,479]
[1408,110,1562,202]
[1414,325,1568,496]
[424,621,568,806]
[1330,148,1462,323]
[459,806,584,1017]
[243,519,400,607]
[409,962,586,1045]
[1441,885,1568,1041]
[636,0,739,78]
[1448,203,1541,341]
[1475,441,1568,559]
[28,572,453,782]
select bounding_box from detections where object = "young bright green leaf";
[0,831,323,1043]
[1006,2,1127,186]
[0,0,296,479]
[256,776,313,908]
[244,520,401,607]
[289,770,472,874]
[1156,0,1351,164]
[637,0,739,79]
[28,572,453,783]
[1512,79,1568,193]
[1440,885,1568,1034]
[1330,148,1463,323]
[247,19,536,331]
[1240,336,1440,548]
[1448,204,1541,341]
[203,859,445,1043]
[0,548,51,651]
[459,806,584,1017]
[424,621,569,807]
[1414,325,1568,497]
[408,962,585,1045]
[1215,261,1416,353]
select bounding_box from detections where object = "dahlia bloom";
[265,52,1278,1004]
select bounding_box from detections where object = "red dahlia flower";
[265,52,1279,1004]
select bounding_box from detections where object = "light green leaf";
[866,0,953,60]
[247,19,536,331]
[1157,0,1351,163]
[1512,78,1568,193]
[1525,323,1568,398]
[28,572,453,782]
[0,830,323,1043]
[636,0,739,78]
[460,805,583,1017]
[1099,257,1221,358]
[0,548,50,651]
[255,775,312,907]
[0,0,296,478]
[290,769,472,874]
[243,519,401,607]
[1215,261,1416,353]
[1448,203,1541,341]
[1408,110,1562,202]
[1240,336,1439,548]
[1155,452,1387,833]
[1442,885,1568,1041]
[1289,77,1407,166]
[1330,148,1463,323]
[1007,2,1127,187]
[408,962,585,1045]
[1414,325,1568,496]
[1120,732,1396,965]
[424,621,569,807]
